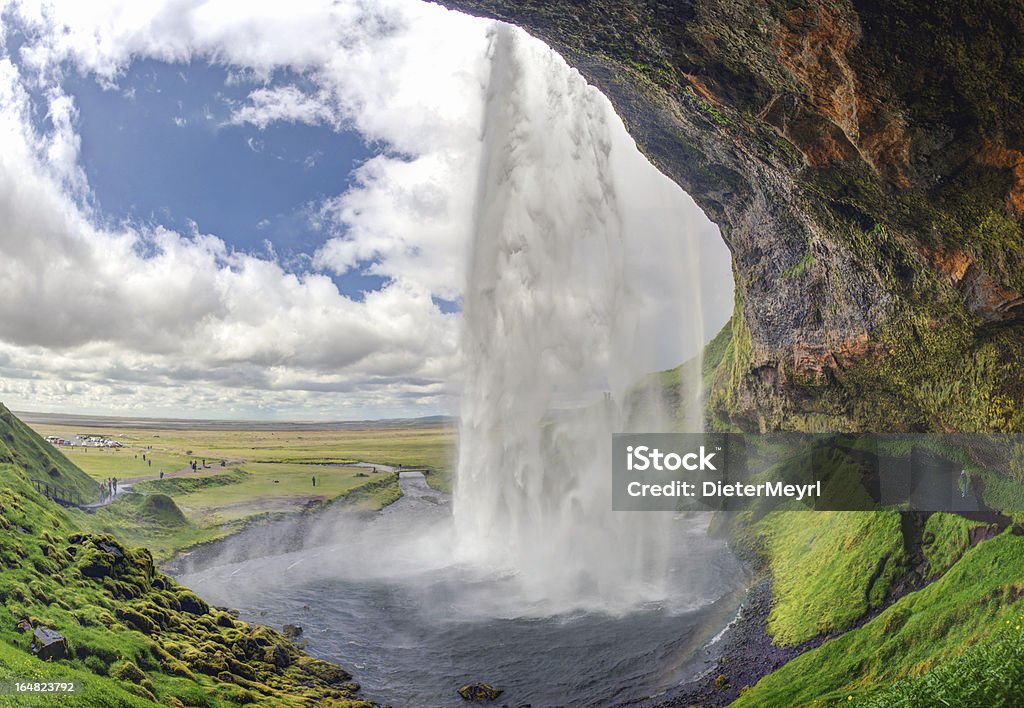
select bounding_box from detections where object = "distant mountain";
[14,409,455,431]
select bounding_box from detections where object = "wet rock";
[458,683,504,702]
[30,627,68,661]
[282,624,303,638]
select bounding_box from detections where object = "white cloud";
[0,3,471,418]
[0,0,732,420]
[229,85,338,130]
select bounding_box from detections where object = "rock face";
[30,627,68,661]
[439,0,1024,433]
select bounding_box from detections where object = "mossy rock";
[176,590,209,616]
[457,682,504,702]
[112,660,146,684]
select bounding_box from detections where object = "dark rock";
[176,591,209,616]
[263,644,292,669]
[15,617,32,633]
[97,542,124,561]
[30,627,68,661]
[458,683,504,702]
[282,624,303,638]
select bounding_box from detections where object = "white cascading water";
[454,24,705,615]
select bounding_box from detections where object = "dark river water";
[175,472,746,707]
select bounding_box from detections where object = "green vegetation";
[25,421,456,557]
[732,530,1024,706]
[168,462,395,526]
[0,405,99,503]
[49,447,193,484]
[28,425,455,471]
[0,440,371,706]
[90,493,226,564]
[134,470,251,496]
[649,319,734,430]
[760,511,906,645]
[861,617,1024,707]
[922,513,981,579]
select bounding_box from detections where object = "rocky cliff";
[439,0,1024,433]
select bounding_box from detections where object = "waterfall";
[453,24,705,615]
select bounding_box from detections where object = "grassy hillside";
[0,408,371,707]
[732,529,1024,706]
[0,404,99,504]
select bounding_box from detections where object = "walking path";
[78,460,398,512]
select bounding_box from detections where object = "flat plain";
[26,418,456,560]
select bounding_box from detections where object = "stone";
[30,627,68,661]
[457,683,504,702]
[282,624,303,639]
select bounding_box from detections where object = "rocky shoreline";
[653,579,824,707]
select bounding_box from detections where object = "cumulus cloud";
[0,0,484,418]
[0,0,731,420]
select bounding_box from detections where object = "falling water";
[174,23,741,706]
[454,24,706,614]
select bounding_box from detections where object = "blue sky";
[0,0,731,420]
[65,59,389,297]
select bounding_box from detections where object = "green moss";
[782,249,816,280]
[0,409,373,708]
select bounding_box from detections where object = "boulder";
[282,624,303,639]
[30,627,68,661]
[457,683,504,702]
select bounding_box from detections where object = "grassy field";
[140,462,397,525]
[26,422,456,560]
[30,424,456,485]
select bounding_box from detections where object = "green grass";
[52,447,192,483]
[90,493,227,563]
[731,530,1024,706]
[24,421,455,551]
[922,512,982,579]
[0,638,158,707]
[30,422,456,494]
[133,470,251,495]
[0,406,100,503]
[761,511,907,645]
[168,462,393,525]
[860,617,1024,707]
[90,465,404,561]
